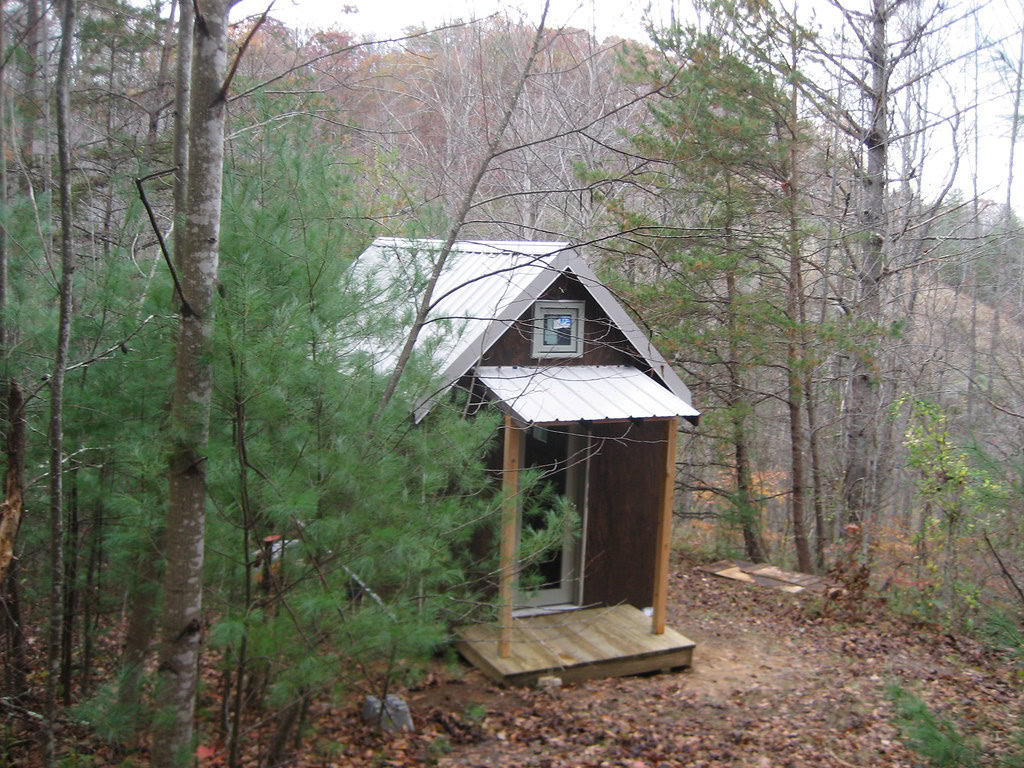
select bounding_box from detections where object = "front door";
[517,426,586,608]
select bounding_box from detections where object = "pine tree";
[593,22,793,562]
[195,108,500,761]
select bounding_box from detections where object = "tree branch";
[135,170,193,316]
[983,531,1024,610]
[217,1,274,104]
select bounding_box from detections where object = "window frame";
[531,300,585,358]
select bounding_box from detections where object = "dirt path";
[18,556,1018,767]
[287,556,1020,767]
[417,561,1021,768]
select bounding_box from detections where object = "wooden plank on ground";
[698,560,830,594]
[748,564,826,591]
[716,566,756,583]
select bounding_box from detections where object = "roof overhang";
[475,365,700,426]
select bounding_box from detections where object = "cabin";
[356,238,700,685]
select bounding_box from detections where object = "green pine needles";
[888,681,1024,768]
[888,683,982,768]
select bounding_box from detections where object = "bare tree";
[372,2,553,422]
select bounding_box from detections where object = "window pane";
[543,313,573,346]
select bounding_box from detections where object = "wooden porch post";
[652,417,678,634]
[499,414,522,658]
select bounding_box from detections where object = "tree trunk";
[843,0,888,530]
[1,382,26,698]
[0,0,7,359]
[785,27,811,573]
[228,350,254,768]
[80,480,104,698]
[146,0,179,154]
[734,420,764,563]
[726,265,764,563]
[0,28,21,672]
[804,365,826,571]
[117,540,162,729]
[0,381,23,586]
[173,0,193,270]
[0,6,21,675]
[44,0,77,760]
[966,13,981,427]
[117,0,194,724]
[22,0,42,173]
[152,0,230,763]
[264,691,307,768]
[721,178,765,564]
[993,24,1024,417]
[60,463,79,705]
[799,273,827,571]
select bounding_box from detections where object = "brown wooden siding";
[480,272,645,369]
[581,420,667,608]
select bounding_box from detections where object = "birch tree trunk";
[44,0,76,761]
[152,1,229,764]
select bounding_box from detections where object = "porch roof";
[475,365,700,425]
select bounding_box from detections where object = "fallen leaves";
[12,554,1020,768]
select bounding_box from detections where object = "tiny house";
[356,238,699,684]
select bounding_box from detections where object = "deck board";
[455,604,695,686]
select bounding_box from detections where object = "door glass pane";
[521,427,569,594]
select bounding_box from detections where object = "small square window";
[532,300,584,358]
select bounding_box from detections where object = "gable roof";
[354,237,695,422]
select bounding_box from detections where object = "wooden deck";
[455,604,695,686]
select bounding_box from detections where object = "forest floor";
[18,552,1024,767]
[283,553,1023,768]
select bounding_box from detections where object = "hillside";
[13,553,1020,766]
[270,555,1022,767]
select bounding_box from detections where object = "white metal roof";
[355,237,568,373]
[475,365,700,424]
[352,237,697,422]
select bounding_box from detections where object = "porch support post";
[499,414,522,658]
[652,417,678,634]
